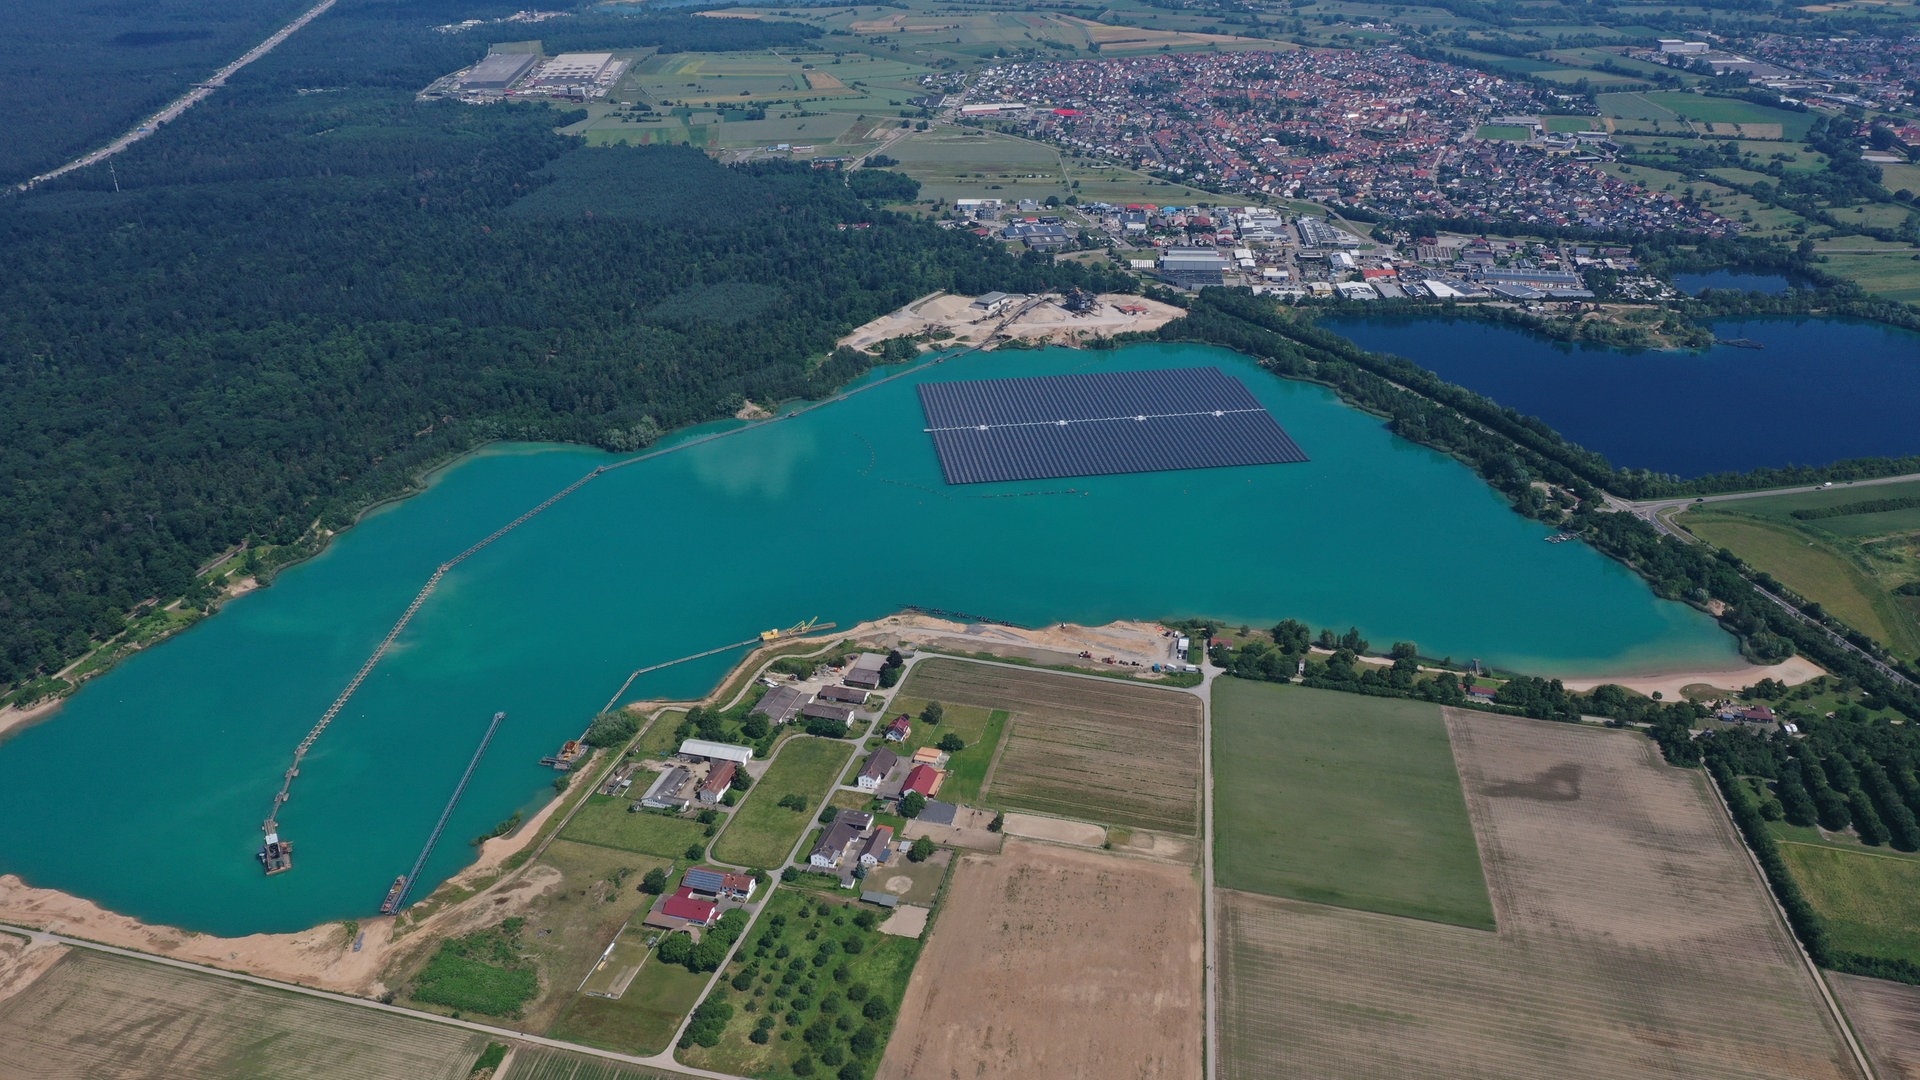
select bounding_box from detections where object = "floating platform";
[258,833,293,876]
[917,366,1308,485]
[539,738,588,771]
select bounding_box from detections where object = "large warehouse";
[536,52,615,82]
[461,52,537,92]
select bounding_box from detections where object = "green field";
[711,736,851,869]
[1211,679,1494,930]
[548,945,712,1055]
[1544,114,1603,133]
[1476,124,1533,141]
[1685,488,1920,661]
[676,888,922,1078]
[1779,841,1920,966]
[504,1046,680,1080]
[1598,91,1814,139]
[883,126,1227,206]
[886,665,1015,804]
[560,794,716,861]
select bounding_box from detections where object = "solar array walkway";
[917,366,1308,485]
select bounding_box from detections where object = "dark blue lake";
[1673,270,1797,297]
[1323,315,1920,476]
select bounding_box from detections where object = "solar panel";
[917,367,1308,485]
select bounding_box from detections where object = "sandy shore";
[0,697,64,744]
[1561,654,1827,699]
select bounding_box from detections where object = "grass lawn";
[1684,509,1920,660]
[885,670,1013,804]
[547,948,712,1055]
[677,888,922,1078]
[1778,841,1920,966]
[1211,679,1493,930]
[712,737,851,869]
[560,794,715,862]
[1545,114,1604,132]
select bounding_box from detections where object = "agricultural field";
[1779,842,1920,967]
[1684,484,1920,661]
[502,1046,679,1080]
[1211,680,1493,929]
[1830,974,1920,1080]
[547,942,711,1056]
[560,794,716,861]
[0,949,485,1080]
[1597,90,1814,139]
[917,660,1203,834]
[882,126,1227,206]
[1216,709,1859,1080]
[879,665,1010,804]
[711,735,853,869]
[878,839,1201,1080]
[1813,239,1920,306]
[676,888,922,1078]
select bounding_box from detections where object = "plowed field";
[1217,710,1861,1080]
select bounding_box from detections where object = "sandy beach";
[1561,654,1826,699]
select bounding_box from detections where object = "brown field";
[0,949,484,1080]
[1832,974,1920,1079]
[802,70,845,90]
[1217,710,1861,1080]
[906,659,1202,834]
[877,838,1202,1079]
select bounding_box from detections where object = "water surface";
[0,343,1738,934]
[1325,316,1920,476]
[1673,270,1797,296]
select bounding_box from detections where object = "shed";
[802,701,855,725]
[860,891,901,908]
[818,684,869,705]
[752,684,806,725]
[845,653,889,689]
[678,739,754,765]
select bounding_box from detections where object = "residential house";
[858,748,899,792]
[858,825,895,868]
[682,868,757,900]
[809,810,875,869]
[699,761,737,804]
[884,715,912,743]
[901,764,945,800]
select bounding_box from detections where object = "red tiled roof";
[902,764,942,797]
[662,888,717,924]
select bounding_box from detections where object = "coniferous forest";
[0,0,1128,692]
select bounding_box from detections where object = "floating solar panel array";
[917,366,1308,485]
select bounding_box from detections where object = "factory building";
[462,52,537,92]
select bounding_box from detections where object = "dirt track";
[879,839,1201,1079]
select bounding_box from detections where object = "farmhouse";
[859,825,895,867]
[699,761,738,804]
[885,715,912,743]
[902,763,946,799]
[802,700,856,726]
[644,887,718,932]
[638,766,693,811]
[679,739,754,765]
[845,653,889,689]
[753,684,806,726]
[818,684,870,705]
[912,746,944,766]
[810,810,877,869]
[682,867,757,900]
[859,748,900,791]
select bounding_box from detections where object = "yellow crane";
[760,616,832,642]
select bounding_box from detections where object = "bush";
[907,836,936,862]
[681,996,734,1049]
[900,792,926,818]
[583,711,639,749]
[640,867,669,894]
[920,702,943,725]
[806,716,853,738]
[820,805,839,824]
[779,793,809,812]
[936,733,964,752]
[411,923,540,1018]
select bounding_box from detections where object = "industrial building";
[1158,247,1230,288]
[537,52,615,82]
[461,52,537,92]
[678,739,754,765]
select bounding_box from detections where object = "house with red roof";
[661,887,718,926]
[901,763,945,799]
[884,715,912,743]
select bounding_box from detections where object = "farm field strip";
[0,950,484,1080]
[1830,974,1920,1080]
[1216,710,1861,1080]
[878,839,1200,1080]
[903,660,1201,833]
[502,1046,678,1080]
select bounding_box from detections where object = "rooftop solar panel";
[917,367,1308,485]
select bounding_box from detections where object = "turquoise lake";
[0,343,1739,935]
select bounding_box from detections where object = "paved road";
[1605,474,1920,691]
[19,0,339,192]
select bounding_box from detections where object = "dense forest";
[0,0,1126,694]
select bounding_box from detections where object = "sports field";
[1779,841,1920,967]
[1211,680,1493,929]
[924,660,1203,834]
[710,735,851,868]
[1217,709,1860,1080]
[1476,123,1532,141]
[0,949,485,1080]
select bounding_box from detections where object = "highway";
[1606,472,1920,691]
[18,0,339,192]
